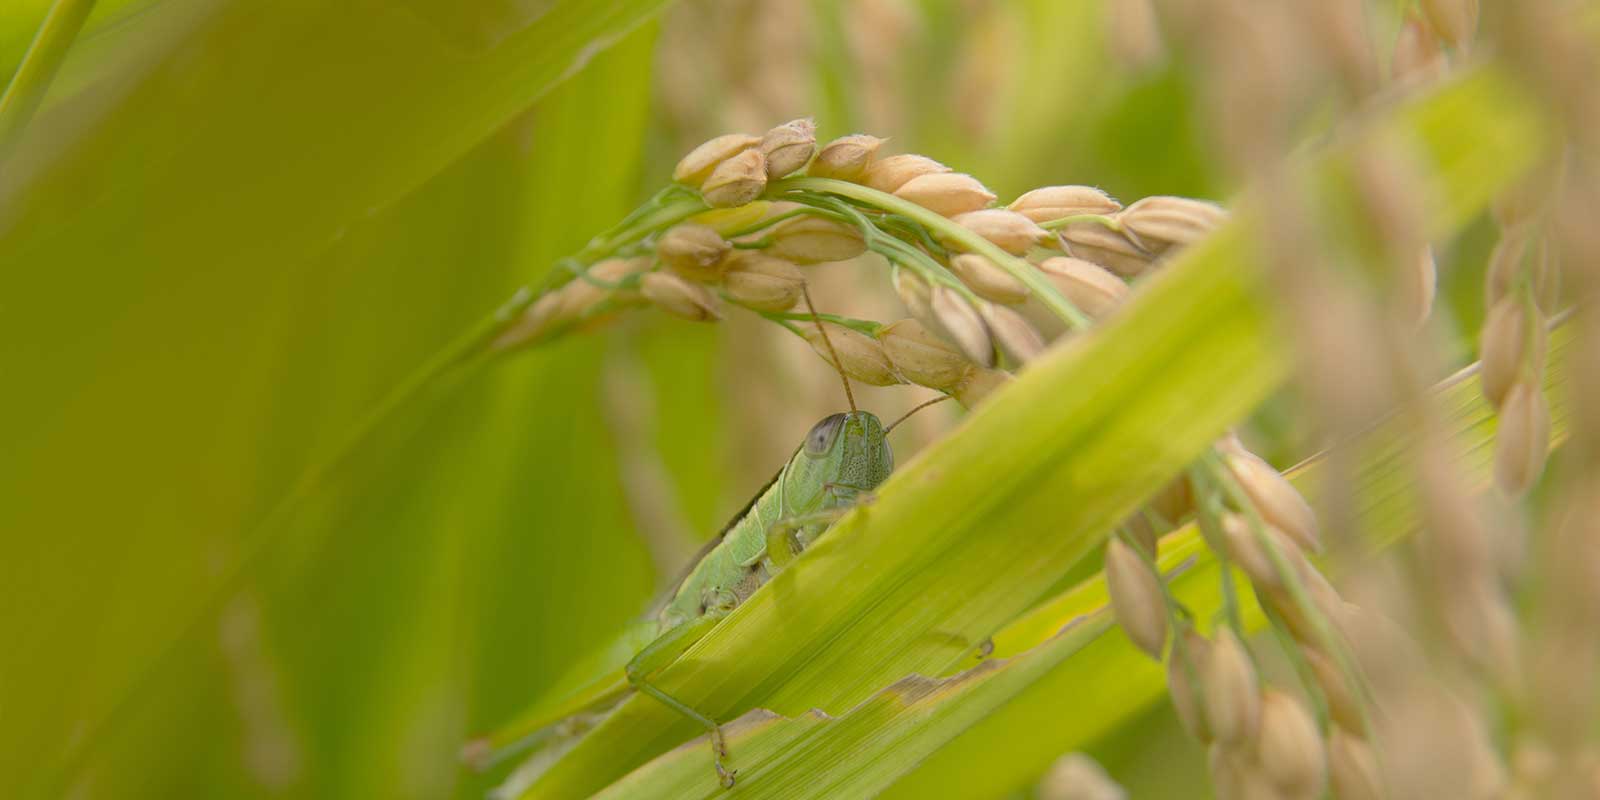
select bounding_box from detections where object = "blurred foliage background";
[0,1,1498,797]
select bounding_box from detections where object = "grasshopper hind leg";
[631,679,736,788]
[624,612,738,788]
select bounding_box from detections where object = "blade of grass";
[510,64,1546,799]
[0,0,95,155]
[594,611,1122,800]
[3,3,676,794]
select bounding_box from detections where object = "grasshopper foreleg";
[764,487,878,570]
[625,613,738,788]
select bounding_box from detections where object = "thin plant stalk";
[0,0,97,157]
[761,310,882,336]
[1190,465,1248,634]
[1260,600,1333,727]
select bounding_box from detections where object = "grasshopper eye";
[804,413,847,457]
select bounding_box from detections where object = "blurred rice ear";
[641,272,721,321]
[1218,513,1304,591]
[1306,0,1379,94]
[1486,228,1561,311]
[1206,741,1267,800]
[1037,752,1126,800]
[759,118,817,179]
[1255,688,1326,797]
[765,216,867,263]
[674,133,761,187]
[1328,728,1383,800]
[948,253,1030,305]
[1059,222,1153,276]
[1008,185,1122,223]
[701,149,768,207]
[895,173,997,218]
[1304,647,1365,732]
[721,252,804,312]
[554,257,652,319]
[809,135,884,182]
[492,257,652,351]
[1493,380,1551,496]
[950,209,1051,255]
[1153,475,1194,523]
[1104,537,1168,659]
[1420,0,1478,50]
[1116,196,1227,255]
[1203,628,1261,746]
[1439,580,1522,685]
[491,291,566,352]
[878,319,973,392]
[1479,296,1541,408]
[1037,256,1129,320]
[1224,450,1321,552]
[798,321,902,386]
[690,202,779,237]
[1106,0,1164,71]
[949,366,1011,408]
[1398,246,1438,326]
[979,303,1046,365]
[657,224,730,282]
[1492,160,1556,229]
[1393,11,1448,84]
[1168,630,1213,742]
[863,153,950,193]
[893,267,935,320]
[928,286,996,368]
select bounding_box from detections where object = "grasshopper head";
[801,410,893,496]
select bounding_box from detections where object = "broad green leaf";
[509,66,1546,798]
[2,1,180,113]
[595,609,1121,800]
[0,0,95,152]
[0,4,680,797]
[1,0,140,76]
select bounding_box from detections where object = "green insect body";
[657,410,892,628]
[475,410,893,792]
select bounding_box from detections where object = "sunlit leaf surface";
[1,2,677,797]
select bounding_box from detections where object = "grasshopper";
[467,305,943,791]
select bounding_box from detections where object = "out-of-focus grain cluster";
[1108,1,1600,799]
[1103,426,1361,800]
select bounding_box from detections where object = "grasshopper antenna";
[886,395,951,434]
[802,282,857,413]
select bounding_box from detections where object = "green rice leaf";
[0,3,673,794]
